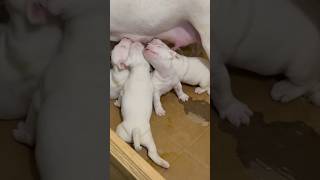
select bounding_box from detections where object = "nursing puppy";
[143,39,189,116]
[214,0,320,127]
[148,39,210,95]
[110,38,131,101]
[0,0,61,119]
[116,41,169,169]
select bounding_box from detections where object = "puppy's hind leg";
[196,80,210,95]
[116,123,131,143]
[132,128,142,151]
[140,129,170,169]
[13,103,37,146]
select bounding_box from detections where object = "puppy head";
[143,39,178,69]
[123,42,148,68]
[111,38,133,70]
[25,0,52,24]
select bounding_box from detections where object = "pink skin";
[111,38,133,70]
[143,41,176,77]
[117,22,201,51]
[155,22,201,51]
[143,39,189,116]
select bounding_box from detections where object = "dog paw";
[195,87,206,94]
[155,106,166,116]
[271,80,307,103]
[113,100,121,107]
[179,93,189,102]
[12,122,34,146]
[308,91,320,106]
[220,101,253,127]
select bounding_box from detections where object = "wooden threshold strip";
[110,129,165,180]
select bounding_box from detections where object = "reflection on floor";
[110,85,210,180]
[213,68,320,180]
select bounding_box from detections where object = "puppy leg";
[153,91,166,116]
[195,87,207,94]
[13,103,36,146]
[271,80,310,103]
[174,82,189,102]
[140,129,170,169]
[309,90,320,106]
[113,90,123,107]
[213,62,252,127]
[116,123,131,143]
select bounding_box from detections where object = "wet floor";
[213,69,320,180]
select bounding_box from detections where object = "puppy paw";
[12,122,34,146]
[308,91,320,106]
[195,87,206,94]
[155,106,166,116]
[220,101,253,127]
[179,93,189,102]
[271,80,307,103]
[113,100,121,107]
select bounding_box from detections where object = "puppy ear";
[26,0,49,24]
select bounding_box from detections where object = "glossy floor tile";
[213,68,320,180]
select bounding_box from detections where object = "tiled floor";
[110,85,211,180]
[213,68,320,180]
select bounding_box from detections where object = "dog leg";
[213,61,252,127]
[140,129,170,169]
[153,91,166,116]
[174,82,189,102]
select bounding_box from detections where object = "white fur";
[110,67,129,100]
[214,0,320,127]
[0,0,61,119]
[109,39,131,101]
[143,39,189,116]
[110,0,210,59]
[116,42,170,169]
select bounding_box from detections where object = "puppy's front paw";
[179,93,189,102]
[155,106,166,116]
[12,122,34,146]
[220,101,253,127]
[113,100,121,107]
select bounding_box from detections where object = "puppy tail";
[132,128,142,151]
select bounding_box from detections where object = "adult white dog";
[110,0,210,59]
[214,0,320,127]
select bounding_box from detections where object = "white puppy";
[116,41,170,169]
[110,38,131,101]
[149,39,210,95]
[143,39,189,116]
